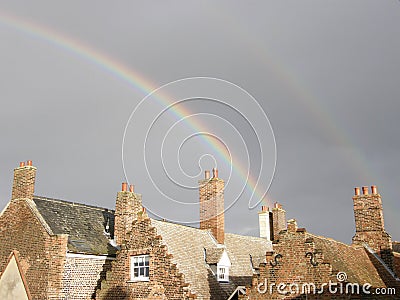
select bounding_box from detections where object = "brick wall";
[352,186,393,269]
[114,186,142,245]
[199,169,225,244]
[11,162,36,201]
[96,213,194,299]
[242,219,398,299]
[244,220,333,300]
[62,256,113,299]
[271,203,286,242]
[0,199,68,300]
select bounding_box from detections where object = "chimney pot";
[261,205,268,212]
[121,182,128,192]
[26,160,32,166]
[212,168,218,178]
[371,185,377,195]
[354,187,360,196]
[19,162,25,167]
[362,186,369,195]
[205,170,210,179]
[129,184,134,193]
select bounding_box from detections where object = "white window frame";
[130,255,150,282]
[217,265,229,282]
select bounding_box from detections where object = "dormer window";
[130,255,149,281]
[205,247,231,283]
[217,265,229,282]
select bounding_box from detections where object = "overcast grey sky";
[0,1,399,244]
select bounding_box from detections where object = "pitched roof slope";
[32,196,116,256]
[309,233,386,287]
[225,233,271,286]
[151,219,272,299]
[205,248,225,264]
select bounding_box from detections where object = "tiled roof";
[393,241,400,253]
[205,248,225,264]
[32,196,116,256]
[225,233,270,287]
[151,219,272,299]
[29,196,273,299]
[26,196,396,298]
[309,233,386,286]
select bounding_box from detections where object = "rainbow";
[208,3,374,186]
[0,11,274,208]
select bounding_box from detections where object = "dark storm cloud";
[0,1,399,243]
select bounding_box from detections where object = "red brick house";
[0,161,399,299]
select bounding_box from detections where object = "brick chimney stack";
[272,202,286,241]
[114,182,142,245]
[199,168,225,244]
[12,160,37,201]
[352,185,393,269]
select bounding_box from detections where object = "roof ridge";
[152,221,268,241]
[307,232,353,248]
[224,232,266,240]
[33,195,114,212]
[150,218,200,230]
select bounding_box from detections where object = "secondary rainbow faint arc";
[209,3,374,186]
[0,11,270,206]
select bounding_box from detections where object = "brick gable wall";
[0,199,68,300]
[241,219,399,299]
[96,213,195,299]
[62,256,113,299]
[243,220,333,300]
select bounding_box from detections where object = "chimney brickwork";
[352,185,393,269]
[114,183,142,245]
[272,203,286,241]
[11,161,37,201]
[199,168,225,244]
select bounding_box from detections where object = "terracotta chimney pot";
[362,186,369,195]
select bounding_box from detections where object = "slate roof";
[32,196,116,256]
[29,196,273,299]
[32,196,393,297]
[151,219,272,299]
